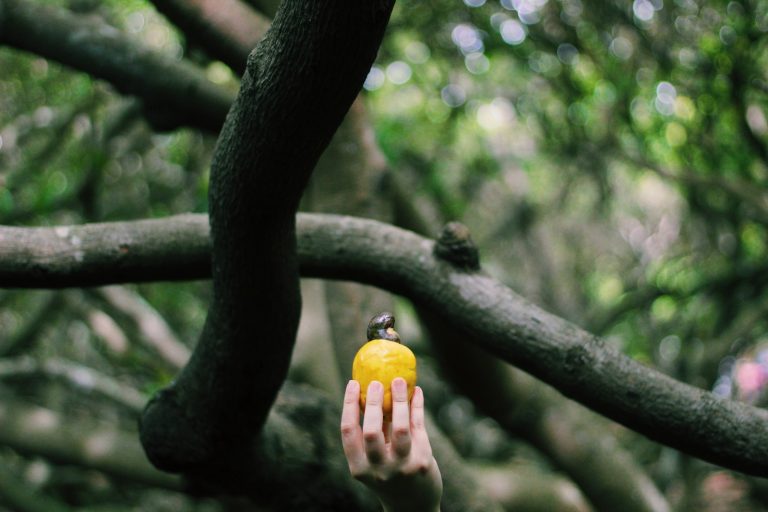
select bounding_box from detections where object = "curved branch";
[420,308,670,512]
[138,0,395,474]
[299,215,768,477]
[0,0,234,132]
[1,213,767,476]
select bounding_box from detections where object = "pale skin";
[341,377,443,512]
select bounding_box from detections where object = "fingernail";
[392,377,406,398]
[369,381,382,394]
[346,380,359,393]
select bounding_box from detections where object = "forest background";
[2,0,768,510]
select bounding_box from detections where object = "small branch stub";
[434,222,480,271]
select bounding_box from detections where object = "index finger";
[340,380,365,471]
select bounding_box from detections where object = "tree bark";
[426,317,670,512]
[3,214,767,476]
[388,181,669,511]
[138,0,395,480]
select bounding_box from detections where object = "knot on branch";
[434,222,480,271]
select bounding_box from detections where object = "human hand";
[341,378,442,512]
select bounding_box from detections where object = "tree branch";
[0,214,211,287]
[2,214,768,476]
[0,0,234,132]
[147,0,270,74]
[93,286,190,369]
[0,356,147,413]
[138,0,395,475]
[420,307,670,512]
[0,398,181,489]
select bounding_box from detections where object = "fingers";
[390,377,412,459]
[410,386,432,456]
[340,380,365,473]
[362,381,386,464]
[410,386,426,431]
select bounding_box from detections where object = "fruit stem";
[367,312,401,342]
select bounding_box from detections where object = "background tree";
[1,0,768,511]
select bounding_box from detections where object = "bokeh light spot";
[465,52,490,74]
[452,24,484,54]
[363,66,386,91]
[633,0,658,21]
[441,84,467,108]
[556,43,579,65]
[405,41,430,64]
[610,37,633,60]
[386,61,412,85]
[654,81,677,115]
[500,19,526,45]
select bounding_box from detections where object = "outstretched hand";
[340,378,442,512]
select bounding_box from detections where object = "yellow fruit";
[353,339,417,417]
[352,313,417,420]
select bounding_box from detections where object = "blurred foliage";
[367,0,768,391]
[2,0,768,509]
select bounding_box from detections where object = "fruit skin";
[352,338,417,419]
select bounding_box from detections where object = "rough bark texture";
[388,187,669,511]
[423,309,670,512]
[0,214,211,287]
[298,215,768,477]
[240,382,379,511]
[146,0,400,390]
[3,214,765,475]
[138,0,395,479]
[0,0,234,133]
[302,98,396,390]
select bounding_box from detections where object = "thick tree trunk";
[138,0,395,483]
